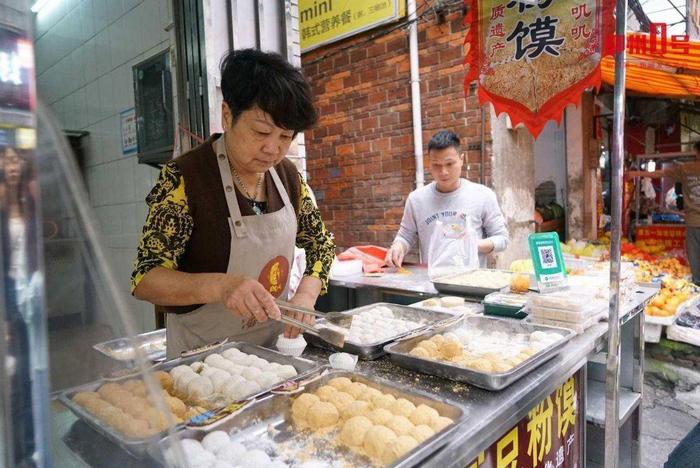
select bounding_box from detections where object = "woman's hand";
[219,274,281,325]
[284,291,316,338]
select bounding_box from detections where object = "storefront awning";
[601,33,700,99]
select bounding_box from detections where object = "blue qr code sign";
[538,246,557,269]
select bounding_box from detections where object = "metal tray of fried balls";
[384,316,574,390]
[288,371,463,467]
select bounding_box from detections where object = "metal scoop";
[275,300,352,348]
[275,300,353,328]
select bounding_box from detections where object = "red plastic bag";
[337,245,387,273]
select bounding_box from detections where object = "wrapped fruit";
[510,273,530,293]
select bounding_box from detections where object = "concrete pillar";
[566,93,598,240]
[581,93,598,239]
[566,103,585,240]
[489,106,535,269]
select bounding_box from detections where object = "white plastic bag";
[287,247,306,299]
[427,215,479,280]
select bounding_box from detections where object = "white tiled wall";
[34,0,175,332]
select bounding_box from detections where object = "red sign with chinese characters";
[636,224,687,250]
[464,0,614,137]
[467,371,584,468]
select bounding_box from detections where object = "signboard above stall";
[300,0,405,52]
[463,0,614,137]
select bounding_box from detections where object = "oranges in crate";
[644,279,694,318]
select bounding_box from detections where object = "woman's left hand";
[284,292,316,338]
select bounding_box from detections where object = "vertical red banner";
[464,0,615,137]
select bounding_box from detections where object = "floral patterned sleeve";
[130,162,193,292]
[296,173,336,295]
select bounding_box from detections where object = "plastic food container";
[529,288,602,310]
[528,299,608,323]
[527,311,606,334]
[483,292,529,319]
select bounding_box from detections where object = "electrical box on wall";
[133,50,173,166]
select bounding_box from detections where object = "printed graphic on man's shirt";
[424,212,471,238]
[424,210,466,226]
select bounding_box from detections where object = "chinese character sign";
[636,225,686,250]
[300,0,402,52]
[468,371,583,468]
[464,0,614,137]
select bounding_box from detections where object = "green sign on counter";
[528,232,567,292]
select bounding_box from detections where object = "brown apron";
[165,136,296,358]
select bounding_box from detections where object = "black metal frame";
[173,0,210,154]
[133,50,174,166]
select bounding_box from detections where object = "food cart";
[0,1,649,467]
[37,261,655,467]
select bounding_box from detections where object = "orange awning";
[601,33,700,99]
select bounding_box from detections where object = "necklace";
[229,162,265,215]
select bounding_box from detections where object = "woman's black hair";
[694,140,700,153]
[219,49,318,134]
[428,130,461,153]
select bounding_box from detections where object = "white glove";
[385,242,407,268]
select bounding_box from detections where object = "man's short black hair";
[428,130,461,153]
[694,140,700,153]
[220,49,317,133]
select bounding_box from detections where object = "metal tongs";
[275,300,352,348]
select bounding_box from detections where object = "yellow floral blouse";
[131,163,335,294]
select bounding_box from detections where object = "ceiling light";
[31,0,52,13]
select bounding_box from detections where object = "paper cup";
[275,334,307,357]
[329,352,358,371]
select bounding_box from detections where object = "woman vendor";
[131,49,335,358]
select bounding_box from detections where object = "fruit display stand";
[635,264,696,343]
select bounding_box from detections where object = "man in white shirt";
[385,130,509,267]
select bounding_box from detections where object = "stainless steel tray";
[154,341,324,407]
[384,316,575,390]
[58,380,178,458]
[431,269,512,297]
[93,328,167,362]
[150,370,464,467]
[304,303,457,360]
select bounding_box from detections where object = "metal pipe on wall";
[408,0,425,189]
[605,0,628,466]
[480,106,485,184]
